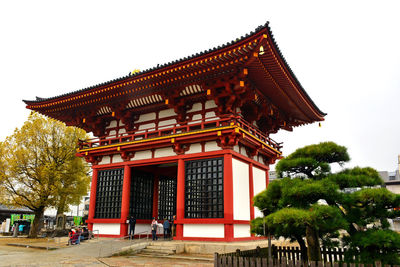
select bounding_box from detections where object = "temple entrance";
[129,163,177,220]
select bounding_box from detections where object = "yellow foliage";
[0,112,90,214]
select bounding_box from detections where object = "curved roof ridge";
[23,22,269,104]
[264,25,326,116]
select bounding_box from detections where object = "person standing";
[163,218,170,239]
[128,215,136,240]
[171,215,176,238]
[151,218,158,241]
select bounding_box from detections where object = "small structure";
[24,23,325,241]
[0,205,34,233]
[379,155,400,231]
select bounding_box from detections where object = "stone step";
[130,254,214,262]
[146,245,177,250]
[141,248,175,255]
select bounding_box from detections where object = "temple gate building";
[24,23,325,241]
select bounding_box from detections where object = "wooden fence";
[214,245,379,267]
[214,255,395,267]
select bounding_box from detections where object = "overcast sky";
[1,0,399,172]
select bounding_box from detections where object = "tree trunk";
[306,225,322,261]
[56,198,67,229]
[29,206,44,238]
[56,197,66,217]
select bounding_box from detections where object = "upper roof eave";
[23,22,326,121]
[23,23,270,105]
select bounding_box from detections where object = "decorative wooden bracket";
[84,155,103,165]
[108,101,140,132]
[163,89,193,124]
[245,146,260,159]
[262,156,277,165]
[205,74,252,117]
[172,143,190,155]
[216,133,240,149]
[120,151,134,162]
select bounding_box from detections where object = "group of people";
[128,215,176,241]
[151,216,175,241]
[68,227,91,245]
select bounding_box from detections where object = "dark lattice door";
[158,176,177,220]
[130,170,154,220]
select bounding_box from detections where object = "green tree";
[0,112,90,237]
[276,141,349,179]
[252,142,400,264]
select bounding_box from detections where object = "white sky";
[1,0,399,172]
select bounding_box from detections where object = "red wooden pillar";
[266,166,270,188]
[223,153,234,241]
[120,165,131,236]
[88,168,98,231]
[249,163,255,237]
[249,163,255,221]
[153,175,159,219]
[175,158,185,240]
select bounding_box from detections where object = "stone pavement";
[0,238,213,266]
[0,237,290,266]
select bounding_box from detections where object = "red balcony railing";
[78,116,281,152]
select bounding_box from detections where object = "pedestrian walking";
[128,215,136,239]
[163,218,170,239]
[151,217,158,241]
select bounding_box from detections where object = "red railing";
[78,116,281,151]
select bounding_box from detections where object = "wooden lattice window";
[185,158,224,218]
[95,168,123,219]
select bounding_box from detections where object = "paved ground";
[0,237,213,266]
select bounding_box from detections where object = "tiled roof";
[0,204,33,213]
[24,23,269,104]
[23,22,325,117]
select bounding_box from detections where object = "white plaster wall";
[93,223,120,235]
[253,166,266,218]
[233,145,240,154]
[119,128,126,135]
[205,111,216,119]
[138,123,156,130]
[134,223,151,235]
[98,156,111,165]
[387,185,400,194]
[204,141,220,152]
[107,130,117,138]
[134,150,152,160]
[205,100,217,109]
[191,114,202,121]
[154,147,175,158]
[106,120,118,129]
[158,119,176,127]
[234,224,251,238]
[159,108,175,118]
[183,224,224,238]
[138,112,156,123]
[188,102,202,112]
[188,143,202,154]
[113,154,123,163]
[119,120,125,126]
[232,158,250,221]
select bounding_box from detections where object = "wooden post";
[87,168,98,231]
[223,153,234,241]
[120,165,131,236]
[175,158,185,239]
